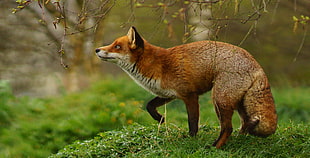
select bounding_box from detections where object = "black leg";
[146,97,173,124]
[182,94,200,136]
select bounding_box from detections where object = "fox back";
[95,27,277,148]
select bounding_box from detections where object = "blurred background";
[0,0,309,97]
[0,0,309,157]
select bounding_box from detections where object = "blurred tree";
[8,0,310,93]
[12,0,116,91]
[13,0,279,66]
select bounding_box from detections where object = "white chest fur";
[118,61,177,98]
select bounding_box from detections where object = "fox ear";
[127,26,144,50]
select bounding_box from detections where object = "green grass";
[0,77,309,158]
[51,123,309,158]
[0,78,153,158]
[273,87,310,123]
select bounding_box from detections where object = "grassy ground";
[51,123,309,158]
[0,77,309,157]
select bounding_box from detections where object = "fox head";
[95,26,144,65]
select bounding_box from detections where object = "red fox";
[95,26,277,148]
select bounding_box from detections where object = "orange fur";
[95,27,277,148]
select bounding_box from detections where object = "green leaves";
[12,0,31,14]
[293,15,309,32]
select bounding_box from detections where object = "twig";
[57,1,69,69]
[238,22,255,46]
[293,26,308,62]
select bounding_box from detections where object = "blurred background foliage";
[0,0,309,157]
[1,77,309,157]
[0,0,309,96]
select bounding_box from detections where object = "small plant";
[293,15,309,32]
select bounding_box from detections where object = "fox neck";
[119,61,158,92]
[116,44,177,98]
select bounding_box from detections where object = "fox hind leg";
[211,78,245,148]
[212,103,234,149]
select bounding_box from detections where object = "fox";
[95,26,277,148]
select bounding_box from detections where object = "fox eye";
[114,45,121,49]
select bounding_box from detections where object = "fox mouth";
[100,56,115,60]
[95,50,121,62]
[96,54,116,60]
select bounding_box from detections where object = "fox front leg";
[182,94,200,136]
[146,97,173,124]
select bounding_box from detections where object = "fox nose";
[95,48,101,53]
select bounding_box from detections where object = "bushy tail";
[243,75,277,137]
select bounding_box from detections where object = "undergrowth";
[51,123,309,158]
[0,77,309,157]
